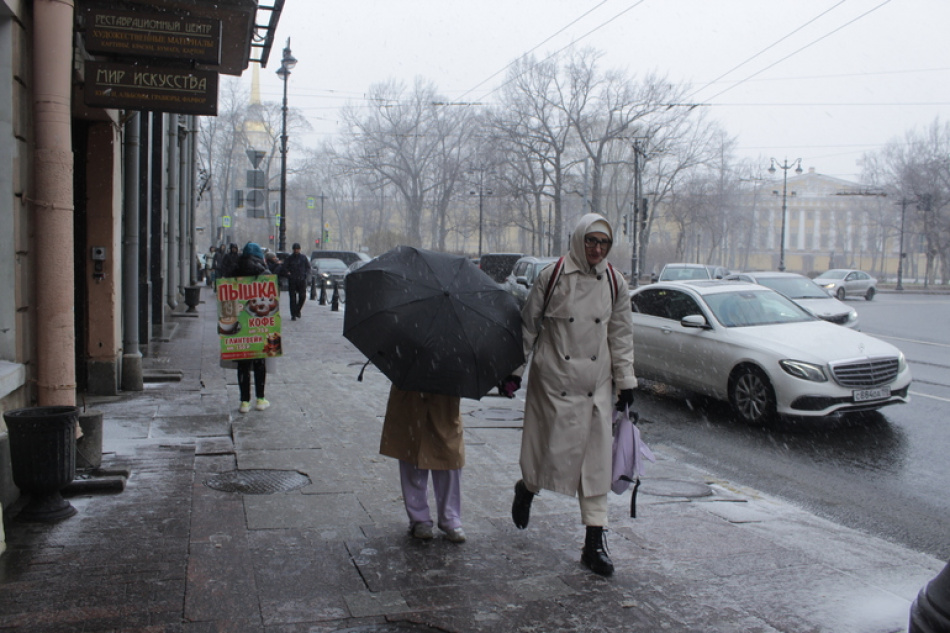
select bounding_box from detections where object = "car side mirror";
[516,276,529,287]
[681,314,710,329]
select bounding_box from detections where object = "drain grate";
[204,469,311,494]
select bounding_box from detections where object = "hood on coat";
[568,213,614,274]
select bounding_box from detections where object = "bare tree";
[861,118,950,285]
[493,55,575,254]
[197,78,251,245]
[638,110,731,272]
[562,50,686,219]
[338,78,472,248]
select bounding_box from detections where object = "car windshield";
[756,277,828,299]
[704,290,814,327]
[816,269,848,280]
[314,259,348,272]
[660,266,709,281]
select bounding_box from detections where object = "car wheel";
[729,365,776,425]
[865,287,875,301]
[836,287,846,300]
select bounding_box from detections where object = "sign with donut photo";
[216,274,282,360]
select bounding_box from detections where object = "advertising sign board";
[85,61,218,116]
[216,275,283,361]
[84,7,222,65]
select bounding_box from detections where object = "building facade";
[0,0,282,551]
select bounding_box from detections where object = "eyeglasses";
[584,236,612,249]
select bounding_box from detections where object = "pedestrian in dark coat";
[266,251,282,274]
[218,243,240,281]
[281,242,311,320]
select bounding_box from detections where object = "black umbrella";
[343,246,524,399]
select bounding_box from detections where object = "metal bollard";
[331,282,340,311]
[319,282,327,305]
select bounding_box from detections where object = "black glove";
[498,375,522,398]
[615,388,635,411]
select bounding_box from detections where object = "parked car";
[814,269,877,301]
[628,280,911,424]
[479,252,524,284]
[658,263,729,282]
[310,250,371,267]
[726,271,859,329]
[310,258,349,298]
[503,256,559,308]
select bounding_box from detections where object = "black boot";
[512,480,535,529]
[581,526,614,576]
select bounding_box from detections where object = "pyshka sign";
[216,275,283,361]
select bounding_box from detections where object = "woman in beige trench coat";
[380,385,467,543]
[506,213,636,576]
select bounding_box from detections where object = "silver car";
[503,256,558,308]
[726,271,859,329]
[629,280,911,424]
[814,269,877,301]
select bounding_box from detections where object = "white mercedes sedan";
[629,280,911,424]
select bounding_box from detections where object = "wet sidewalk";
[0,284,942,632]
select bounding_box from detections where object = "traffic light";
[269,235,275,244]
[246,149,267,218]
[247,170,266,218]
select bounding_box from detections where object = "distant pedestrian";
[380,386,467,543]
[221,242,272,414]
[218,243,240,282]
[281,242,311,320]
[205,246,217,286]
[265,251,282,275]
[503,213,636,576]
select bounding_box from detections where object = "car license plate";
[853,387,890,402]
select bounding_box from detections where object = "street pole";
[469,170,491,258]
[769,157,802,272]
[276,38,297,253]
[631,141,641,287]
[897,198,908,291]
[478,186,484,258]
[319,192,325,250]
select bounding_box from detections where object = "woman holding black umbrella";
[505,213,636,577]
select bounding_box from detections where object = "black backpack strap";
[606,262,619,303]
[541,256,565,315]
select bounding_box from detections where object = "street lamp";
[276,38,297,252]
[768,157,802,272]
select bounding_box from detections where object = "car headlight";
[846,310,858,323]
[779,359,828,382]
[898,351,907,373]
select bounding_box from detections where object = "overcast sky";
[245,0,950,182]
